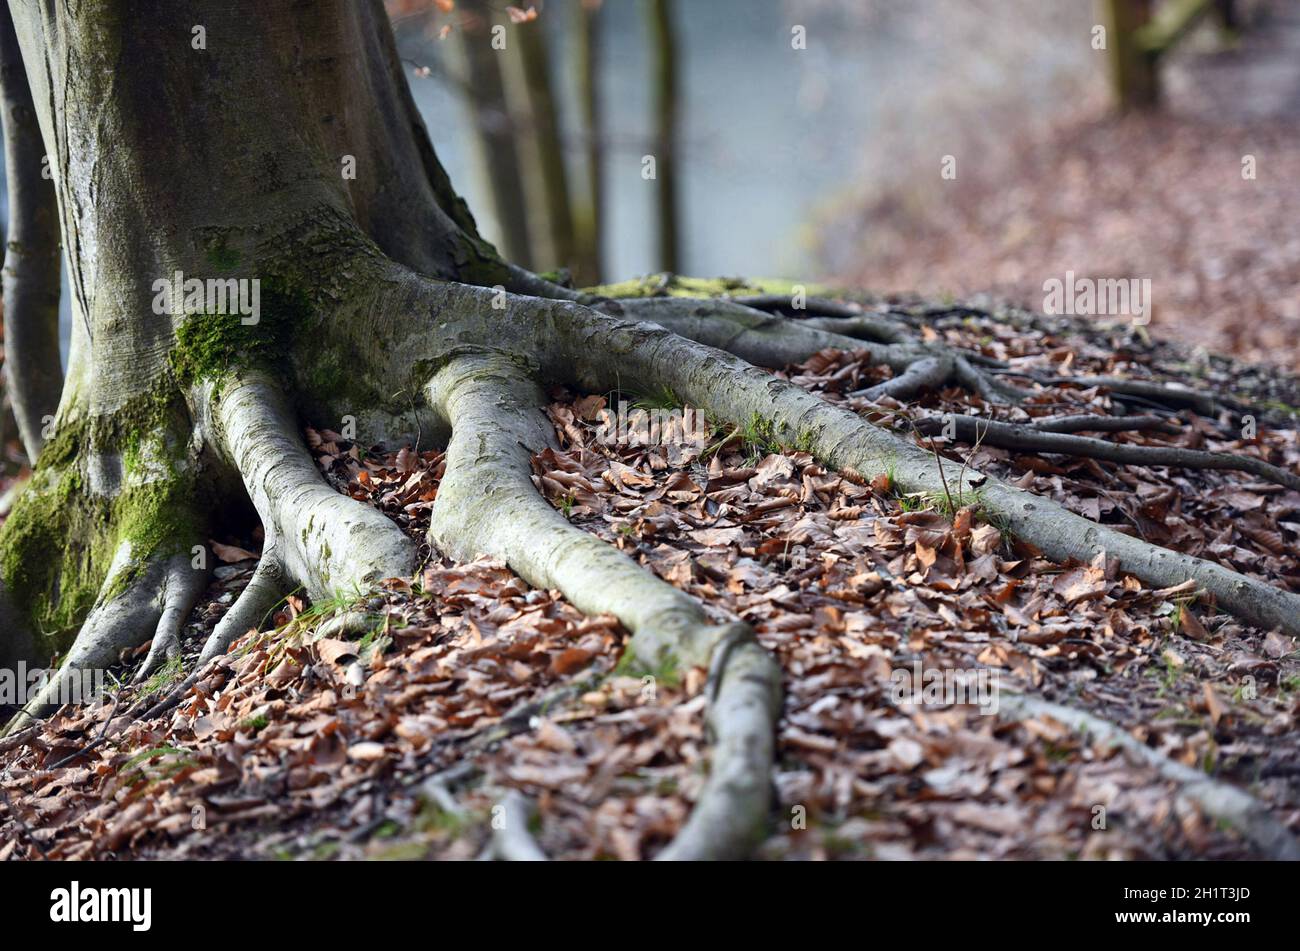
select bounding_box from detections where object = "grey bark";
[0,2,60,462]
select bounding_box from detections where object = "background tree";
[646,0,680,273]
[1105,0,1244,110]
[572,0,604,285]
[451,0,535,268]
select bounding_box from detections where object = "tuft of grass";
[119,745,195,784]
[630,384,683,412]
[139,655,185,698]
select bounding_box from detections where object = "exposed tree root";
[655,639,782,861]
[493,293,1300,638]
[370,274,1296,855]
[424,352,782,859]
[426,353,727,668]
[605,294,904,371]
[8,255,1295,859]
[6,545,208,731]
[998,694,1300,860]
[727,294,911,342]
[1027,413,1176,434]
[916,414,1300,490]
[197,552,289,666]
[135,552,212,680]
[566,294,1036,408]
[853,355,952,402]
[996,372,1229,416]
[207,375,416,607]
[492,789,548,861]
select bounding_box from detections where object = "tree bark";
[572,0,605,285]
[0,1,60,462]
[454,0,534,268]
[647,0,681,272]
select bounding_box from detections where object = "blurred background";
[4,0,1298,474]
[387,0,1300,365]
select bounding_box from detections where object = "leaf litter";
[1,304,1298,861]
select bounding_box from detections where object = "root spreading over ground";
[2,279,1298,861]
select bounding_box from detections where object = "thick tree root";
[917,414,1300,490]
[425,352,782,859]
[998,694,1300,860]
[4,544,207,731]
[655,639,782,861]
[426,353,728,669]
[98,376,422,730]
[207,375,416,606]
[516,298,1300,638]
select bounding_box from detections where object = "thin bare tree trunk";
[0,2,62,462]
[516,17,576,277]
[1106,0,1159,110]
[571,0,605,285]
[455,2,534,268]
[647,0,681,272]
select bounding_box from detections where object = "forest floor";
[2,297,1299,861]
[838,3,1300,368]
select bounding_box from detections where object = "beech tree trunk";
[0,0,505,678]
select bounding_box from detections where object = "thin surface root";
[917,414,1300,490]
[999,694,1300,860]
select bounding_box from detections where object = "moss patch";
[170,279,306,388]
[0,463,202,652]
[0,383,204,653]
[584,274,837,300]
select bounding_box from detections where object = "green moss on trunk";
[0,385,204,653]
